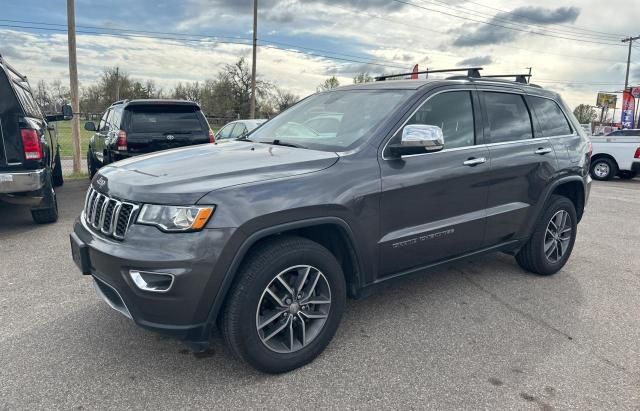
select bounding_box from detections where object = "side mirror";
[388,124,444,157]
[62,104,73,120]
[84,121,97,132]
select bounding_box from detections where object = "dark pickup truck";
[0,55,72,224]
[85,99,214,177]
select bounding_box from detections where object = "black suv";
[71,70,591,373]
[0,55,72,224]
[85,99,214,177]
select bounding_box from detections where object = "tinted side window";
[528,96,572,137]
[483,92,532,143]
[110,107,123,130]
[98,110,110,131]
[406,91,475,149]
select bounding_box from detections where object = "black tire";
[87,149,97,179]
[515,195,577,276]
[590,157,617,181]
[52,150,64,187]
[221,235,346,373]
[618,171,637,180]
[31,173,58,224]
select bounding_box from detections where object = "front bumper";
[71,214,241,342]
[0,169,45,194]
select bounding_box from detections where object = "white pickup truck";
[590,130,640,180]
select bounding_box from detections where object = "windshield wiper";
[265,139,307,149]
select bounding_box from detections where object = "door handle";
[463,157,487,166]
[534,147,553,155]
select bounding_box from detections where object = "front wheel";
[221,236,346,373]
[516,195,577,276]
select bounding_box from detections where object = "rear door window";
[483,92,533,144]
[528,96,573,137]
[405,91,475,149]
[128,107,204,134]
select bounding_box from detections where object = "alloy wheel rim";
[255,265,331,354]
[544,210,572,263]
[593,162,609,178]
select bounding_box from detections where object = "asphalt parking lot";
[1,178,639,409]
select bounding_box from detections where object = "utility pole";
[66,0,81,174]
[249,0,258,119]
[622,35,640,90]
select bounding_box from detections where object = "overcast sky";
[1,0,639,109]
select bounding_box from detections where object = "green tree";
[573,104,597,124]
[317,76,340,92]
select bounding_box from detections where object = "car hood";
[95,141,339,204]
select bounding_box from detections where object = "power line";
[0,23,409,72]
[390,0,625,46]
[411,0,621,41]
[0,17,630,65]
[459,0,626,38]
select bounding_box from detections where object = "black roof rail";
[375,67,483,81]
[480,74,531,84]
[110,99,128,106]
[0,54,33,93]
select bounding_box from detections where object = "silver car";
[215,119,267,141]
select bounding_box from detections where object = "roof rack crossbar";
[481,74,531,84]
[0,54,28,82]
[375,67,483,81]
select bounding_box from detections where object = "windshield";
[249,90,411,151]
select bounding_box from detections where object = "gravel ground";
[0,179,639,409]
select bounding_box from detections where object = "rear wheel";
[221,236,346,373]
[52,150,64,187]
[590,158,617,181]
[31,172,58,224]
[516,195,577,276]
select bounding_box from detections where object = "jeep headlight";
[137,205,215,232]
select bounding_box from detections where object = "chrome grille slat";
[83,187,138,241]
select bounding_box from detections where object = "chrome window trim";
[381,88,578,161]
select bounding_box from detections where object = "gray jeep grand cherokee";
[71,70,591,373]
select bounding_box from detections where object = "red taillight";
[634,146,640,159]
[116,130,127,151]
[208,129,216,143]
[20,129,43,160]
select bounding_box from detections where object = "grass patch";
[54,121,93,157]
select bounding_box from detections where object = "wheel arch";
[590,153,618,169]
[206,217,364,328]
[551,179,586,222]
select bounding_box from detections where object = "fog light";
[129,270,174,293]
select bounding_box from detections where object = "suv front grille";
[83,187,139,240]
